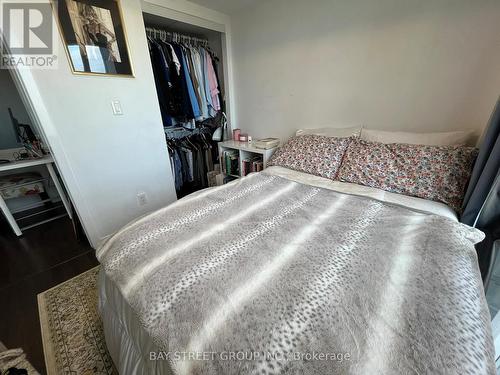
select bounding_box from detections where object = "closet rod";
[145,26,209,47]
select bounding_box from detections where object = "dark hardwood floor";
[0,216,98,374]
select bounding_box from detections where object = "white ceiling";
[188,0,261,15]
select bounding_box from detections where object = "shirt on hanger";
[171,43,196,121]
[167,43,181,75]
[179,46,201,118]
[191,47,209,120]
[185,47,203,120]
[148,39,174,126]
[205,50,221,112]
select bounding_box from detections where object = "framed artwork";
[52,0,133,76]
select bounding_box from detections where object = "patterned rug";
[0,341,39,374]
[38,266,117,375]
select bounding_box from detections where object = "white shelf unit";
[218,140,278,179]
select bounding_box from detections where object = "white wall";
[14,0,178,248]
[231,0,500,143]
[0,70,30,149]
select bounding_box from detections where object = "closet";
[142,11,229,198]
[0,70,72,236]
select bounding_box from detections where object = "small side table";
[0,155,72,236]
[218,140,278,180]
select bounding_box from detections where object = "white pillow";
[296,126,361,138]
[360,129,475,146]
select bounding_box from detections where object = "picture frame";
[52,0,134,76]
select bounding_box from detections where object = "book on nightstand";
[253,138,280,149]
[223,150,239,176]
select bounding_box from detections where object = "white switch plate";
[137,192,148,206]
[111,100,123,115]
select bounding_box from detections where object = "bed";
[97,159,494,374]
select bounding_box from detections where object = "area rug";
[0,344,39,375]
[0,341,39,375]
[38,266,117,375]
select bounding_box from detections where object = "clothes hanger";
[200,132,210,148]
[185,134,199,149]
[146,28,155,43]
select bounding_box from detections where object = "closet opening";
[143,12,228,199]
[0,69,75,238]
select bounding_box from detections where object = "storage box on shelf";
[218,140,278,182]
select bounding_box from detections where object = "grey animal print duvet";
[97,172,495,374]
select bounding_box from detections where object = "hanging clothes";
[202,49,215,117]
[147,27,223,197]
[158,41,186,119]
[148,39,174,126]
[190,46,209,120]
[211,53,224,112]
[146,27,222,128]
[205,50,221,112]
[148,38,199,125]
[166,129,217,198]
[172,149,183,191]
[174,44,200,119]
[169,43,195,122]
[185,47,203,119]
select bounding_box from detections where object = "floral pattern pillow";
[268,134,352,179]
[337,139,477,212]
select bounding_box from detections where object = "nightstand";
[218,140,278,180]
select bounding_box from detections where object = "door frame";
[1,35,97,246]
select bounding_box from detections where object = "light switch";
[111,100,123,115]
